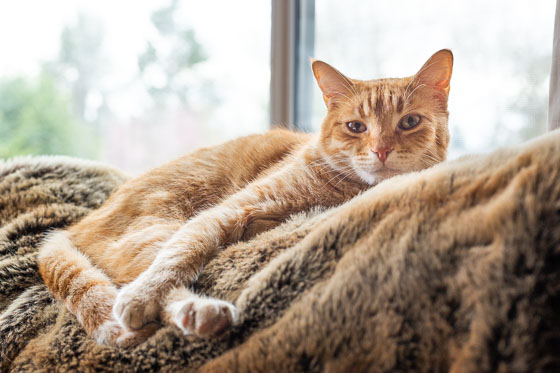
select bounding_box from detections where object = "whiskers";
[298,155,360,190]
[404,83,426,105]
[419,148,442,167]
[326,164,358,189]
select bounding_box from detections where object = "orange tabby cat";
[38,49,453,346]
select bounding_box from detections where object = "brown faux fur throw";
[1,131,560,372]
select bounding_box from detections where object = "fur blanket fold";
[1,131,560,372]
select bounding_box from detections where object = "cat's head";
[312,49,453,185]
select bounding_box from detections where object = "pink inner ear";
[312,60,353,104]
[421,66,451,89]
[435,73,451,90]
[319,74,349,99]
[318,76,335,98]
[416,50,453,92]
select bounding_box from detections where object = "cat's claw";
[113,284,161,330]
[170,297,236,337]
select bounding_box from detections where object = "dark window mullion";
[293,0,315,131]
[270,0,315,131]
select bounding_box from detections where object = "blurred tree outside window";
[0,74,95,158]
[0,1,554,172]
[0,0,270,174]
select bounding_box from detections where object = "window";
[309,0,555,158]
[0,1,555,173]
[0,1,270,174]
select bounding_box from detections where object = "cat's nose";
[372,147,393,163]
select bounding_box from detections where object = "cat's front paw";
[113,283,161,330]
[94,318,158,347]
[169,297,236,337]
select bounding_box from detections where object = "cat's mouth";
[351,161,403,185]
[373,166,400,175]
[371,166,402,181]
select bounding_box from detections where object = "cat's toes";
[115,322,159,347]
[93,319,159,347]
[113,285,161,330]
[92,319,123,345]
[171,298,236,337]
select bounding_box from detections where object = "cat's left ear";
[415,49,454,94]
[311,59,354,109]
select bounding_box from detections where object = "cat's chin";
[354,167,401,185]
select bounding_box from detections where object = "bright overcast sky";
[0,1,156,76]
[0,0,555,163]
[0,0,271,127]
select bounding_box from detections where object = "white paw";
[115,322,159,347]
[170,297,236,337]
[93,319,158,347]
[92,319,123,345]
[113,283,161,331]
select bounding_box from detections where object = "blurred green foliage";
[1,2,207,161]
[0,73,96,159]
[54,13,107,122]
[0,13,103,160]
[138,0,207,104]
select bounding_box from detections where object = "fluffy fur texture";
[36,50,454,345]
[1,130,560,372]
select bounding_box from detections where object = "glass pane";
[313,1,554,158]
[0,0,270,174]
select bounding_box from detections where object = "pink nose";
[373,147,393,163]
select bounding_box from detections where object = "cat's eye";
[346,121,367,133]
[398,114,422,130]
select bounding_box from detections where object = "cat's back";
[70,129,311,243]
[137,129,311,214]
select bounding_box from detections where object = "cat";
[38,49,453,346]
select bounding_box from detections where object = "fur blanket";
[1,131,560,372]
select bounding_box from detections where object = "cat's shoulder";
[126,129,311,188]
[187,128,312,165]
[234,128,312,150]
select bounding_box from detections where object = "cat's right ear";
[311,59,354,109]
[415,49,454,95]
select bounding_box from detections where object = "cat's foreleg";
[113,207,240,331]
[113,172,306,332]
[38,231,156,346]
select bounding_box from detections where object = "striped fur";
[37,50,453,346]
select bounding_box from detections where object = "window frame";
[270,0,315,131]
[272,0,559,134]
